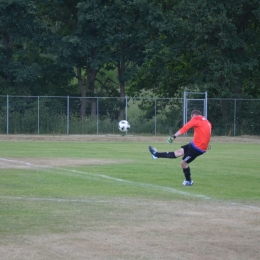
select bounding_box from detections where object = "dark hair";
[191,110,202,116]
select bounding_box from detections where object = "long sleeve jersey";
[179,115,212,152]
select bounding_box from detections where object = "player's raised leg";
[148,146,184,159]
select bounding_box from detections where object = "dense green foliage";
[1,0,260,121]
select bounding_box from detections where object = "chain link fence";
[0,95,259,136]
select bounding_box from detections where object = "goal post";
[183,91,208,125]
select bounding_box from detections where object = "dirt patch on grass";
[1,198,260,260]
[0,157,127,169]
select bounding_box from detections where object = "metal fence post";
[205,92,208,118]
[38,96,40,134]
[125,96,128,121]
[234,99,236,136]
[183,91,186,126]
[97,97,99,134]
[6,94,9,134]
[67,96,69,135]
[154,98,157,135]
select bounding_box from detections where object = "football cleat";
[182,180,193,186]
[148,146,158,159]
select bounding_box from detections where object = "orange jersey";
[179,115,212,152]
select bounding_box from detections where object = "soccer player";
[148,110,212,186]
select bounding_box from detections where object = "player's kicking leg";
[148,146,183,159]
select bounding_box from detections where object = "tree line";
[1,0,260,120]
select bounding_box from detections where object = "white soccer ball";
[118,120,130,132]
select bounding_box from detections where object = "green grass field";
[0,136,260,259]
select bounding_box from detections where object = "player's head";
[191,110,202,117]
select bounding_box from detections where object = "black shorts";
[181,143,204,163]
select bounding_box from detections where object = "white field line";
[1,158,260,211]
[0,157,208,199]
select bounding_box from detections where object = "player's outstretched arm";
[167,130,182,144]
[167,136,175,144]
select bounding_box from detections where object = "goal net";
[183,91,208,125]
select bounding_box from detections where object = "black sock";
[156,152,176,158]
[183,167,191,181]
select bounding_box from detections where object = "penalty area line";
[0,157,210,200]
[60,168,211,200]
